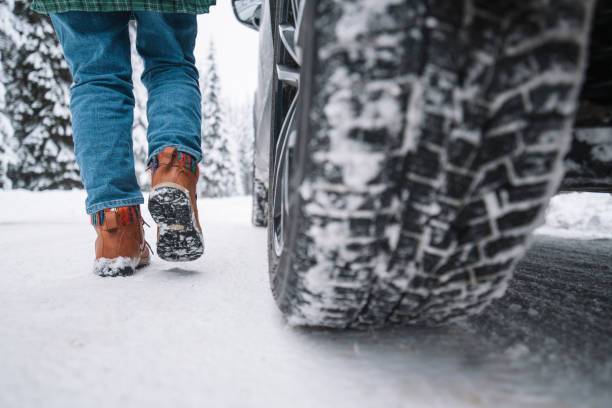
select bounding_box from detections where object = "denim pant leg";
[50,12,143,214]
[133,12,202,164]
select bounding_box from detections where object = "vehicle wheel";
[268,0,595,328]
[252,168,268,227]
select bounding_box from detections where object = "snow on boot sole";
[148,184,204,262]
[94,257,140,277]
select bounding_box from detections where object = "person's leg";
[133,12,202,164]
[133,12,204,262]
[50,11,143,214]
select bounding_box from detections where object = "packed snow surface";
[0,190,610,408]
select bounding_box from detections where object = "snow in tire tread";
[273,0,594,328]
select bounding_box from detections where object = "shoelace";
[141,217,154,255]
[144,239,154,256]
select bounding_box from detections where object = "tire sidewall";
[267,0,315,311]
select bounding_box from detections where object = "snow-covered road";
[0,191,610,408]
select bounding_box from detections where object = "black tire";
[269,0,595,328]
[252,169,268,227]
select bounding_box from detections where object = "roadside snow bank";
[1,190,610,240]
[536,192,612,240]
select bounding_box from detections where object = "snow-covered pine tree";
[0,81,17,189]
[198,41,237,198]
[0,0,19,189]
[4,1,80,190]
[224,97,254,195]
[237,123,254,195]
[129,20,150,190]
[0,95,16,189]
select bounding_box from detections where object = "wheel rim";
[272,0,303,257]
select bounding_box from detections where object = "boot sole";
[148,183,204,262]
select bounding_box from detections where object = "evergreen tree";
[0,104,16,189]
[0,86,17,189]
[0,0,19,189]
[129,20,150,190]
[4,1,80,190]
[224,97,254,195]
[198,41,237,198]
[0,0,22,51]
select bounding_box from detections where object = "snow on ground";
[0,190,610,408]
[2,189,610,238]
[535,192,612,240]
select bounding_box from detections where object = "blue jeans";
[50,11,202,214]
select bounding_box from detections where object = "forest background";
[0,0,258,198]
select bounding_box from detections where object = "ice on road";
[0,191,610,408]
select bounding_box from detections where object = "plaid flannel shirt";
[30,0,216,14]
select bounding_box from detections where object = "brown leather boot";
[148,146,204,261]
[92,206,150,276]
